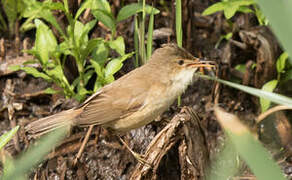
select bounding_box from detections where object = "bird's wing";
[75,70,151,126]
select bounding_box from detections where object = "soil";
[1,0,292,179]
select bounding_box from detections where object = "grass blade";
[146,7,154,60]
[214,107,285,180]
[199,74,292,107]
[0,126,19,150]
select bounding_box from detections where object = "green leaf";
[108,36,125,56]
[92,41,109,66]
[75,0,94,20]
[231,0,255,7]
[224,4,238,19]
[21,0,64,36]
[260,80,278,112]
[43,87,59,94]
[276,52,288,74]
[237,6,253,13]
[79,20,97,50]
[105,59,122,78]
[117,3,159,22]
[9,65,21,71]
[84,70,95,85]
[213,107,286,180]
[20,66,52,81]
[81,38,101,60]
[0,126,19,150]
[199,75,292,108]
[2,128,67,180]
[74,20,85,47]
[34,19,57,65]
[91,0,111,13]
[104,74,114,84]
[92,9,115,32]
[202,2,225,16]
[234,64,246,73]
[119,52,134,62]
[90,59,103,77]
[46,66,65,83]
[1,0,20,33]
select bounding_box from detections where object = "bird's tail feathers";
[25,108,82,138]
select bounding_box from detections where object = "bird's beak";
[185,58,216,69]
[185,58,216,75]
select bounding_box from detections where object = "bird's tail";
[25,108,82,138]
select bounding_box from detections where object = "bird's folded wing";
[75,75,151,126]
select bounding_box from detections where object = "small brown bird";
[25,44,214,137]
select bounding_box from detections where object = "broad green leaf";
[46,66,66,83]
[20,66,52,81]
[202,2,225,16]
[21,0,64,36]
[81,38,101,60]
[104,74,114,84]
[46,1,64,11]
[260,80,278,112]
[199,75,292,108]
[92,41,109,66]
[74,20,85,47]
[224,4,238,19]
[105,59,122,77]
[0,126,19,150]
[92,9,115,32]
[79,20,97,49]
[90,59,103,77]
[35,19,57,65]
[276,52,288,74]
[92,0,111,13]
[117,3,159,22]
[108,36,125,56]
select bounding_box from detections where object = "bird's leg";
[118,136,151,167]
[73,125,94,166]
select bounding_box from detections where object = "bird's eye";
[178,60,184,65]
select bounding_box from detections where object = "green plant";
[2,128,66,180]
[202,0,267,25]
[130,1,160,66]
[175,0,183,106]
[0,126,19,150]
[0,0,25,36]
[259,52,289,112]
[11,0,144,102]
[208,107,285,180]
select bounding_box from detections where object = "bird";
[25,44,214,137]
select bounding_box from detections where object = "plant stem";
[175,0,182,106]
[146,7,154,60]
